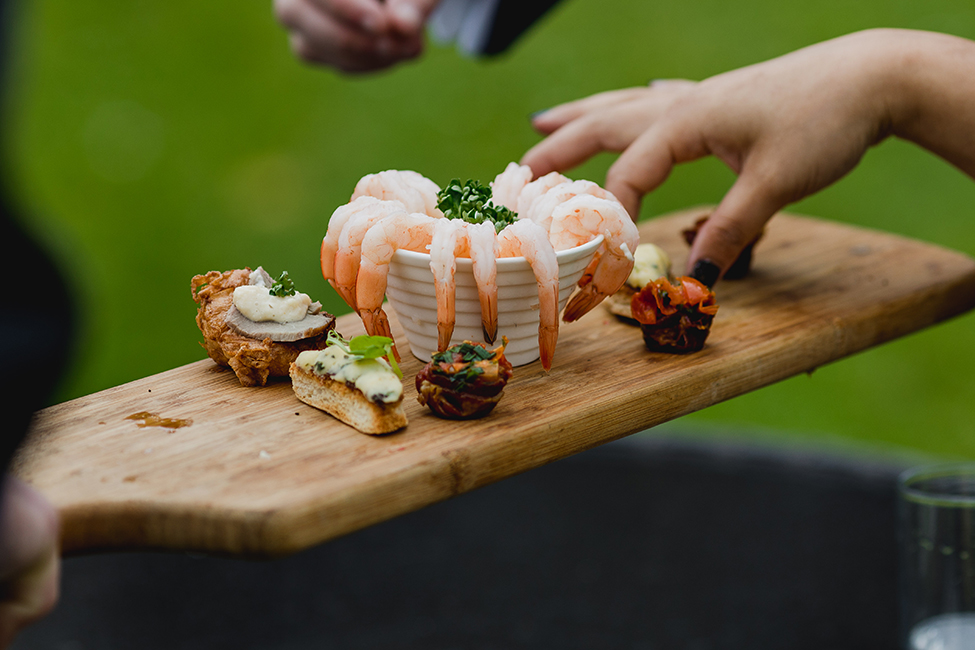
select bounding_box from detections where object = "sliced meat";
[225,305,335,342]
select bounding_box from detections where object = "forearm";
[885,29,975,178]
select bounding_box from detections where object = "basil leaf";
[327,331,402,378]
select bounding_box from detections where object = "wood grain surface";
[13,208,975,558]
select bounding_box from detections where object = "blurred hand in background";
[521,28,975,285]
[0,477,59,649]
[273,0,442,72]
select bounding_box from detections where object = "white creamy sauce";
[626,243,672,289]
[233,284,312,323]
[296,347,402,404]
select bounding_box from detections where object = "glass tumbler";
[899,464,975,650]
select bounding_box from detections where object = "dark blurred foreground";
[13,433,909,649]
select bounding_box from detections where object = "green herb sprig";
[437,179,518,233]
[269,271,296,297]
[327,330,402,378]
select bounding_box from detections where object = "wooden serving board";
[13,208,975,558]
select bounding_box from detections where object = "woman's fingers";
[603,103,715,220]
[686,172,786,283]
[521,114,629,179]
[522,83,697,179]
[530,87,653,134]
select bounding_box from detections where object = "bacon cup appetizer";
[682,215,762,280]
[631,277,719,353]
[416,340,513,419]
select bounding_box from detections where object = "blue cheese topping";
[626,243,672,289]
[295,347,402,404]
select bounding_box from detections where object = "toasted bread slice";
[289,362,407,435]
[604,284,638,322]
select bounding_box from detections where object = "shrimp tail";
[359,307,401,362]
[537,282,560,370]
[480,292,498,344]
[435,276,456,351]
[468,221,500,345]
[562,285,607,322]
[538,324,558,371]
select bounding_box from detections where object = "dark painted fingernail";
[690,259,720,288]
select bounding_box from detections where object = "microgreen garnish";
[269,271,296,297]
[447,365,484,390]
[431,342,496,390]
[327,330,402,378]
[432,342,493,365]
[437,179,518,233]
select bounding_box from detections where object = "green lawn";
[8,0,975,458]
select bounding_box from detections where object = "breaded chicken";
[191,269,335,387]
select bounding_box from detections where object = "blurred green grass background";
[5,0,975,458]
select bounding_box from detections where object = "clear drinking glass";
[899,464,975,650]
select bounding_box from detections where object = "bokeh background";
[6,0,975,458]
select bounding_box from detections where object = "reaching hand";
[522,29,975,283]
[0,476,59,648]
[274,0,442,73]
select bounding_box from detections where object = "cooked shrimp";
[429,219,468,351]
[497,219,560,371]
[490,162,533,212]
[550,195,640,322]
[515,171,570,217]
[429,220,501,350]
[321,196,381,294]
[352,170,443,217]
[332,199,409,310]
[356,213,439,359]
[524,180,621,232]
[466,221,500,344]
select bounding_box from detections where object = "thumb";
[686,172,784,286]
[384,0,441,34]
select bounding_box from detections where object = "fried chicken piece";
[191,269,335,387]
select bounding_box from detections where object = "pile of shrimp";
[321,163,640,370]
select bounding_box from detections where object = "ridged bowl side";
[386,235,604,366]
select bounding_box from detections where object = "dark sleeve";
[0,0,77,474]
[482,0,566,56]
[0,208,76,474]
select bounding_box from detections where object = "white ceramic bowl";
[385,234,604,367]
